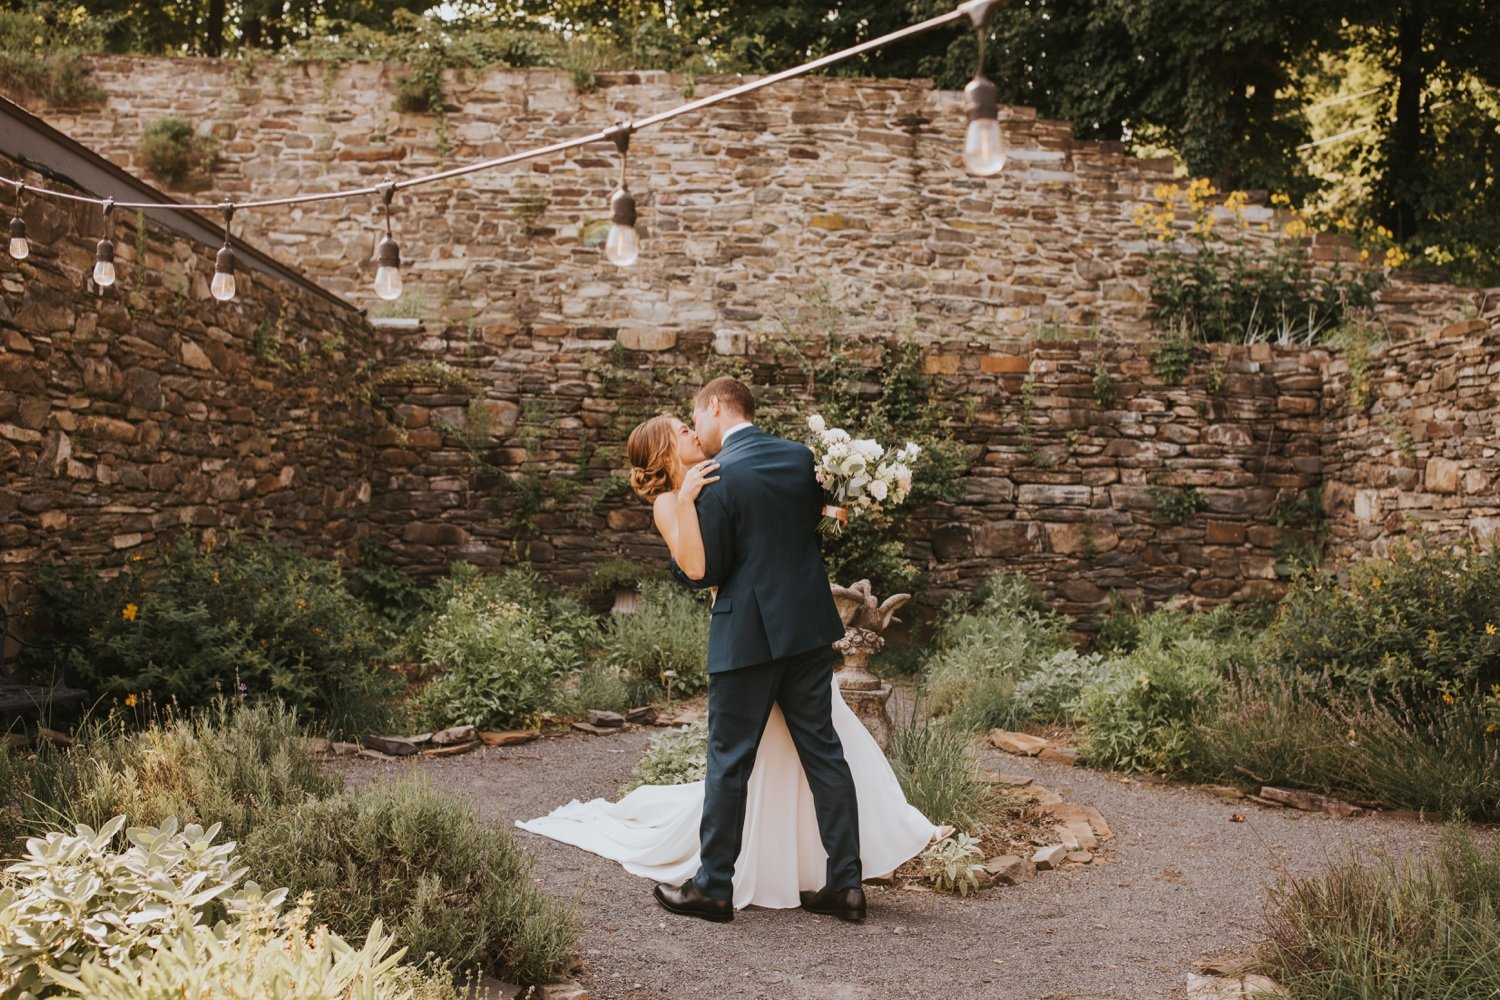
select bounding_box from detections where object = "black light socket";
[610,189,637,228]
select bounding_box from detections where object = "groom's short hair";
[695,377,756,420]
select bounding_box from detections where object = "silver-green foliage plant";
[0,814,277,997]
[917,832,985,896]
[924,573,1072,726]
[1010,650,1117,725]
[601,581,710,696]
[622,722,708,793]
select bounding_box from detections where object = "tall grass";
[1263,825,1500,998]
[0,699,337,856]
[886,715,1006,835]
[1187,666,1500,820]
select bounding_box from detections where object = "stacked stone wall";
[1323,312,1500,563]
[0,156,380,619]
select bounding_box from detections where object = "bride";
[516,413,951,911]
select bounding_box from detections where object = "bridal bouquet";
[807,414,920,535]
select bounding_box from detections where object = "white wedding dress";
[517,677,939,909]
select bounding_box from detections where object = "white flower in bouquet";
[805,414,921,534]
[808,414,826,434]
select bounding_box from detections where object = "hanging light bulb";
[8,183,28,261]
[607,188,639,267]
[962,0,1006,177]
[93,198,116,288]
[211,202,237,302]
[603,123,640,267]
[374,181,402,301]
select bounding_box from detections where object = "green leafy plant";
[239,777,575,984]
[917,832,986,896]
[600,580,710,696]
[1135,180,1386,344]
[1327,310,1387,411]
[1148,483,1207,525]
[17,536,398,736]
[1091,357,1116,408]
[621,722,708,793]
[1009,650,1116,725]
[1266,538,1500,700]
[923,573,1073,730]
[1150,337,1195,384]
[417,565,596,729]
[1017,373,1053,468]
[138,117,219,187]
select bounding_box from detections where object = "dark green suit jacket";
[672,426,845,673]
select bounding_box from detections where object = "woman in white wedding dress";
[516,414,950,910]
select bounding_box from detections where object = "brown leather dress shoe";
[799,885,867,923]
[654,880,734,923]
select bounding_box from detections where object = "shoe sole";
[654,891,734,923]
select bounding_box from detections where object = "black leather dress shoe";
[799,885,867,923]
[654,880,734,923]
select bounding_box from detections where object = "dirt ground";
[341,725,1444,1000]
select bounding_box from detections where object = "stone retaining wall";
[0,156,380,619]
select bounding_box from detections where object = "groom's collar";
[720,421,753,446]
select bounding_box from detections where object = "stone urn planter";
[829,579,909,751]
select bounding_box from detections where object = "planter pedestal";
[833,627,894,751]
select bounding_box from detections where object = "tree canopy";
[2,0,1495,282]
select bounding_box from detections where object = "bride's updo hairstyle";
[627,414,678,501]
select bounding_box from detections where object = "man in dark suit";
[654,376,866,924]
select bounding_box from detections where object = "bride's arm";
[653,462,718,581]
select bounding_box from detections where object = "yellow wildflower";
[1384,246,1408,268]
[1270,192,1291,206]
[1223,190,1249,213]
[1283,218,1310,240]
[1154,182,1181,204]
[297,599,307,610]
[1487,623,1497,635]
[212,571,220,585]
[1443,691,1456,705]
[1376,225,1393,240]
[1371,576,1382,588]
[122,603,138,621]
[124,693,138,708]
[1359,248,1370,262]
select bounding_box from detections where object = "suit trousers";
[692,644,862,900]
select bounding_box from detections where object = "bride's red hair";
[627,415,679,501]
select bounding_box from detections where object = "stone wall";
[0,155,380,621]
[1322,302,1500,563]
[365,318,1330,617]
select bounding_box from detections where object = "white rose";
[868,478,889,501]
[808,414,826,433]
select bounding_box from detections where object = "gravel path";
[342,728,1444,1000]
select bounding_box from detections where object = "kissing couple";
[519,376,951,923]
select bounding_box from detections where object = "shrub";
[923,572,1072,728]
[138,117,218,186]
[238,778,575,984]
[1078,637,1232,774]
[600,580,710,696]
[1262,825,1500,998]
[559,663,654,718]
[1266,538,1500,701]
[1009,650,1115,725]
[917,832,985,896]
[0,814,273,996]
[621,722,708,793]
[0,699,339,854]
[1187,667,1500,821]
[886,716,1005,836]
[0,814,458,1000]
[417,565,597,729]
[17,536,398,736]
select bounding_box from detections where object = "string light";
[373,181,402,301]
[603,124,639,267]
[962,0,1007,177]
[0,1,1006,290]
[93,197,115,288]
[7,182,27,260]
[211,202,237,301]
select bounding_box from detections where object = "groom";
[655,376,866,924]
